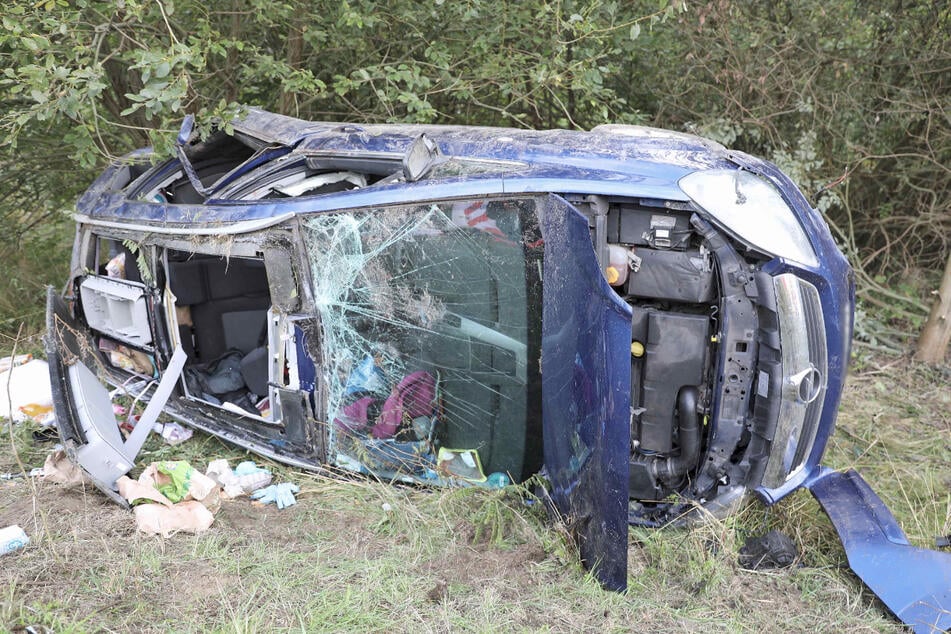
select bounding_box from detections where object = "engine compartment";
[578,196,765,522]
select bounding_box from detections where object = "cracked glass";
[303,196,544,485]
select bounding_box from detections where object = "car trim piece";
[73,212,298,236]
[808,468,951,634]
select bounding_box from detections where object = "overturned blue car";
[46,109,950,631]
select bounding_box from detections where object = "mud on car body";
[46,109,950,631]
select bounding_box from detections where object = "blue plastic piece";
[486,472,511,489]
[234,461,270,478]
[343,355,388,396]
[540,194,631,592]
[808,468,951,633]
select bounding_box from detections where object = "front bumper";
[808,468,951,633]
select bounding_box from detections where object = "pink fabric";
[371,371,436,439]
[334,395,376,432]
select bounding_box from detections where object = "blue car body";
[46,109,949,631]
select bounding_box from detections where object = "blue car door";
[540,194,632,591]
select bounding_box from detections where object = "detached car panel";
[808,469,951,634]
[45,109,951,622]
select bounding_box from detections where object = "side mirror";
[402,134,441,182]
[177,114,196,147]
[175,114,214,198]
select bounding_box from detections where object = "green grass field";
[1,352,947,632]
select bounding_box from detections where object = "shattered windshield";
[303,196,544,484]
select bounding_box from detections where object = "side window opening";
[94,237,143,284]
[79,233,297,425]
[165,251,277,420]
[75,235,158,382]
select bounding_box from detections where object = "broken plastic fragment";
[738,529,799,570]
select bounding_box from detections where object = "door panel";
[540,195,632,591]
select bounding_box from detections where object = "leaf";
[155,61,171,79]
[630,22,641,40]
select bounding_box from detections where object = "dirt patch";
[423,539,551,587]
[0,480,128,536]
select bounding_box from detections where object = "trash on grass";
[206,459,272,498]
[117,475,174,507]
[0,468,44,480]
[0,525,30,555]
[132,500,215,537]
[0,359,53,423]
[250,482,300,510]
[142,460,219,508]
[42,449,91,487]
[117,460,223,536]
[153,421,193,446]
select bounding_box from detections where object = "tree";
[915,252,951,363]
[0,0,679,232]
[0,0,681,342]
[2,1,949,356]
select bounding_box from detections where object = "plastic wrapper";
[0,359,53,423]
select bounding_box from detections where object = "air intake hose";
[651,386,700,480]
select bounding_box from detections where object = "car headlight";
[679,169,819,268]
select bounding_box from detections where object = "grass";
[5,355,945,632]
[0,235,946,632]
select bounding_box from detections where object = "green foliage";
[0,0,948,352]
[627,1,951,280]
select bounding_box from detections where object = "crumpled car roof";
[77,109,740,227]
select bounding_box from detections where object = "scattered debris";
[153,421,193,446]
[0,468,44,480]
[206,460,272,498]
[250,482,300,510]
[738,530,800,570]
[0,525,30,555]
[41,450,91,487]
[0,359,53,423]
[117,460,222,536]
[132,500,215,538]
